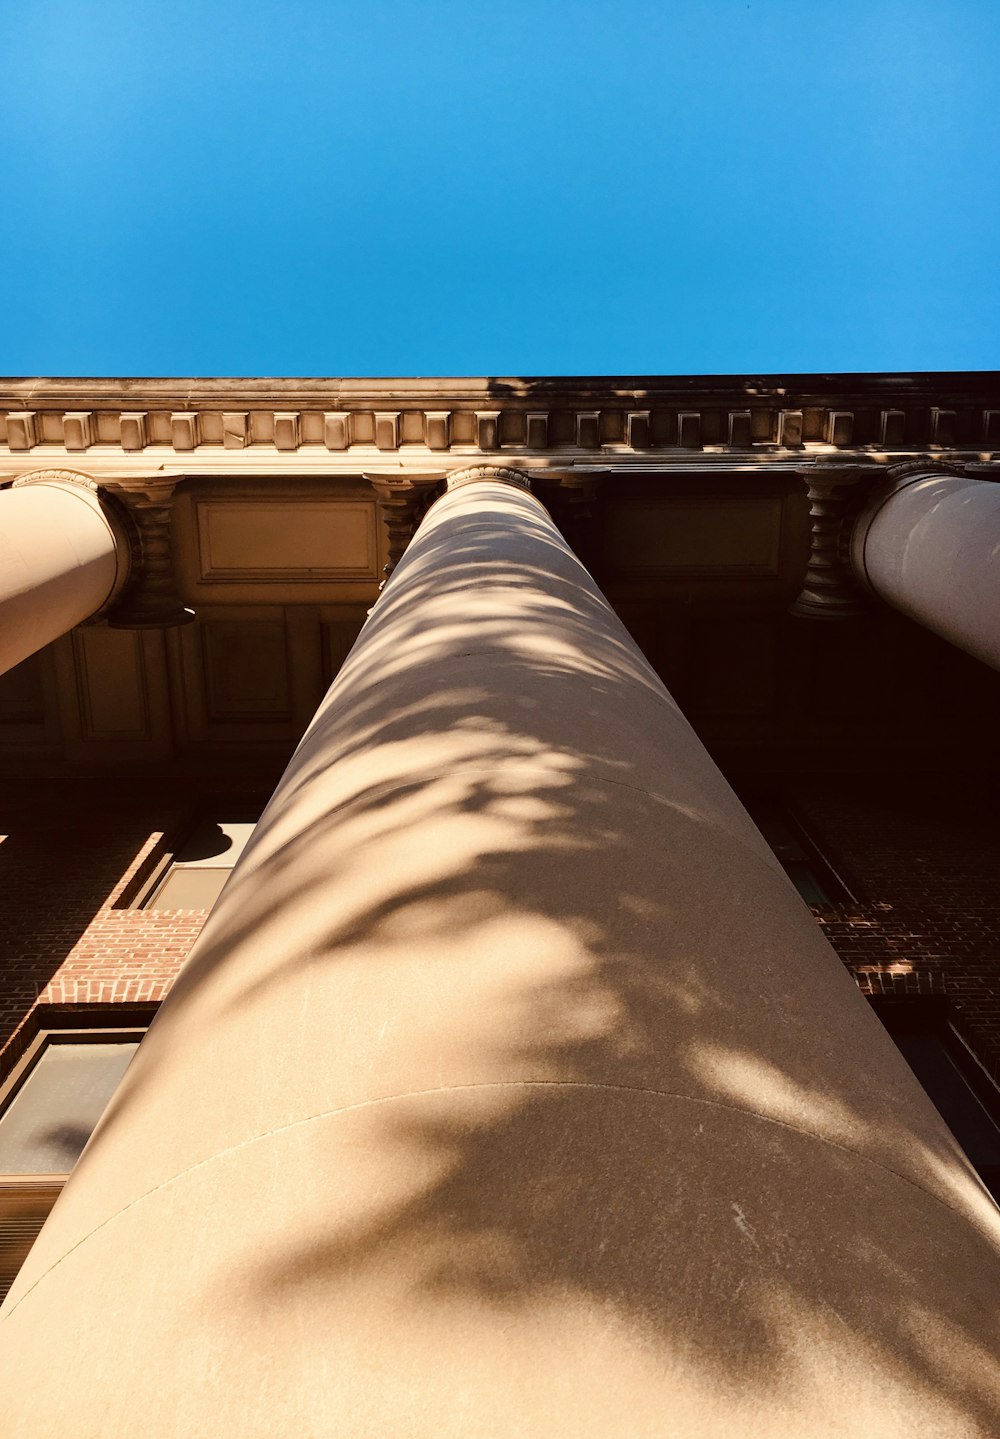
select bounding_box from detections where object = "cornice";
[3,371,1000,402]
[1,374,998,470]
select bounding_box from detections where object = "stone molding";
[103,478,194,629]
[8,467,136,618]
[445,465,534,492]
[363,472,446,579]
[4,467,194,630]
[3,375,1000,460]
[10,466,102,493]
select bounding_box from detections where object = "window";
[871,998,1000,1204]
[130,813,260,911]
[748,804,853,906]
[0,1009,154,1304]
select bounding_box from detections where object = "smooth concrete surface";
[851,472,1000,670]
[0,474,127,676]
[3,474,1000,1435]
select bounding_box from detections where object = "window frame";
[116,797,267,911]
[870,995,1000,1203]
[744,797,857,907]
[0,1005,158,1305]
[0,1008,158,1185]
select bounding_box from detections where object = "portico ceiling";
[1,374,998,781]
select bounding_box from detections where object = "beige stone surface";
[3,474,1000,1433]
[195,498,377,581]
[852,472,1000,670]
[5,1091,1000,1438]
[0,474,127,676]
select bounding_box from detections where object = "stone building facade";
[1,373,999,1434]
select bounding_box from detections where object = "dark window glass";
[893,1033,1000,1177]
[0,1018,152,1303]
[0,1039,139,1174]
[872,1001,1000,1204]
[750,808,844,906]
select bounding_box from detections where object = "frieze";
[3,375,1000,461]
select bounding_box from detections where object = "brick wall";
[786,774,1000,1082]
[2,773,999,1090]
[0,781,211,1073]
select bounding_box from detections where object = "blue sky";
[4,0,999,376]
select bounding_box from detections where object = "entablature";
[2,373,999,476]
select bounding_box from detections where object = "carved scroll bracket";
[526,471,605,571]
[790,464,876,620]
[103,477,195,629]
[364,472,446,580]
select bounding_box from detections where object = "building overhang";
[2,372,999,482]
[1,374,999,781]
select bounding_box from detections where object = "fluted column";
[0,469,132,675]
[3,468,1000,1436]
[851,468,1000,669]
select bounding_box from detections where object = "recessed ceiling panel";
[605,499,783,576]
[196,501,377,582]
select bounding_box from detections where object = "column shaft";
[851,471,1000,669]
[0,476,128,675]
[3,475,1000,1435]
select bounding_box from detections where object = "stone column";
[0,469,132,675]
[851,468,1000,669]
[3,468,1000,1436]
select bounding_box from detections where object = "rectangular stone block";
[273,413,300,451]
[778,410,803,448]
[119,413,148,451]
[222,413,248,449]
[576,412,600,448]
[196,501,377,581]
[324,412,351,450]
[374,412,399,451]
[526,412,549,449]
[425,412,451,450]
[881,410,906,446]
[5,413,36,450]
[828,411,854,446]
[931,408,956,446]
[171,413,200,450]
[728,411,752,447]
[677,412,702,448]
[605,499,783,576]
[476,411,500,450]
[62,413,94,450]
[627,411,651,449]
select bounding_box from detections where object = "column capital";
[364,471,446,578]
[848,462,1000,669]
[9,468,135,618]
[849,461,971,598]
[10,465,101,493]
[881,457,969,487]
[445,465,534,494]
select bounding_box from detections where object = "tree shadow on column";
[38,493,1000,1432]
